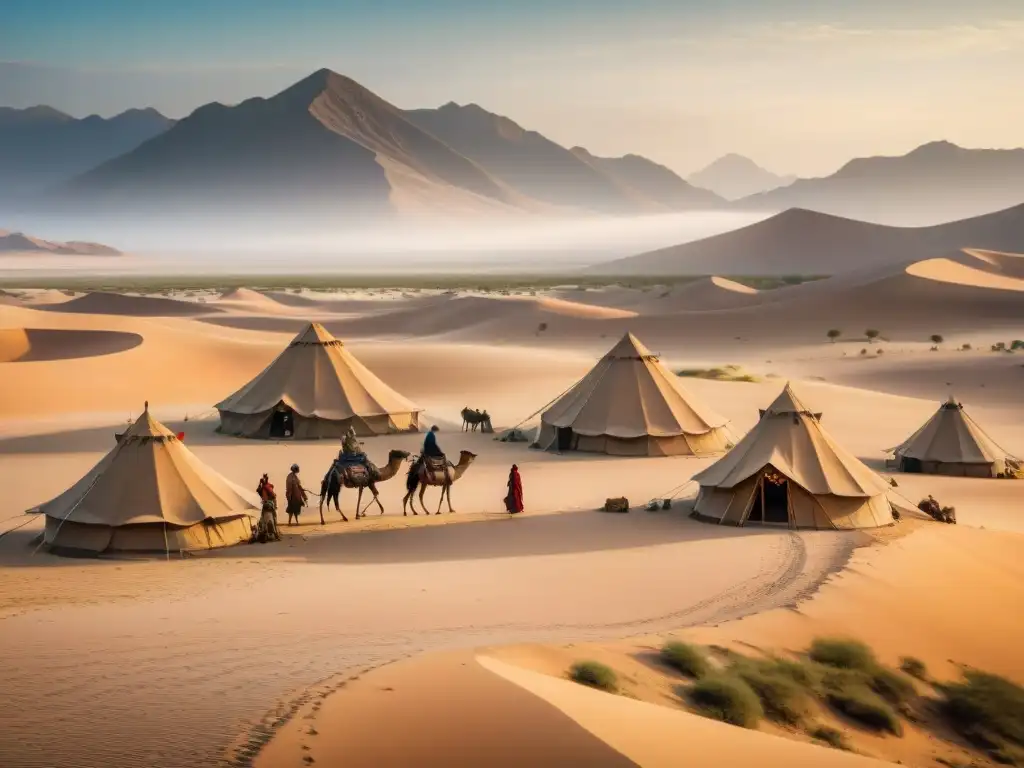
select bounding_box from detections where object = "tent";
[535,332,732,457]
[30,405,257,554]
[889,398,1017,477]
[216,322,421,439]
[692,383,895,529]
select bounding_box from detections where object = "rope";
[0,515,39,541]
[504,367,593,434]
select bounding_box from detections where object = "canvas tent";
[889,398,1016,477]
[535,332,732,457]
[692,383,895,529]
[216,323,421,439]
[29,405,257,554]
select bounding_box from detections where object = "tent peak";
[606,331,657,360]
[291,322,343,347]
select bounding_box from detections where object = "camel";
[319,449,410,524]
[461,407,492,433]
[402,450,478,516]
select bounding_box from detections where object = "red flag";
[177,432,186,442]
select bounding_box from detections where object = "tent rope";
[504,368,593,434]
[0,515,39,542]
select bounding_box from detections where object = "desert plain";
[1,253,1023,768]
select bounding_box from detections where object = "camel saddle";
[337,462,375,485]
[420,455,452,483]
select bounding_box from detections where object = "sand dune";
[906,256,1024,290]
[40,291,219,317]
[0,327,142,363]
[963,248,1024,278]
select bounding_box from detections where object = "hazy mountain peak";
[688,154,794,200]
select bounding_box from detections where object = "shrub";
[569,661,618,693]
[900,656,928,680]
[876,348,884,355]
[860,348,868,356]
[537,322,548,333]
[827,329,842,342]
[733,662,814,725]
[865,329,881,342]
[931,334,944,345]
[826,684,903,735]
[870,666,916,706]
[660,641,710,679]
[809,638,877,672]
[940,670,1024,758]
[810,725,851,750]
[962,343,973,351]
[689,674,764,728]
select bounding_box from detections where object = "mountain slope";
[589,203,1024,276]
[570,147,723,209]
[688,154,794,200]
[0,229,121,255]
[738,142,1024,225]
[0,106,173,198]
[404,102,663,213]
[54,70,524,222]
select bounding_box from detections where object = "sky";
[2,0,1023,176]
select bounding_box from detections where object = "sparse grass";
[900,656,928,681]
[676,364,761,383]
[809,724,852,751]
[870,666,917,708]
[660,641,710,679]
[939,670,1024,764]
[688,674,764,728]
[824,674,903,736]
[809,638,877,672]
[731,658,815,725]
[569,661,618,693]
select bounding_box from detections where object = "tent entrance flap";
[269,407,294,439]
[557,427,574,451]
[900,457,922,473]
[763,477,789,524]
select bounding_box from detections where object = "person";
[285,464,309,526]
[504,464,523,514]
[422,425,444,458]
[253,473,280,542]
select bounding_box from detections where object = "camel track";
[0,520,857,768]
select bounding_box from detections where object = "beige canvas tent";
[889,398,1017,478]
[692,383,894,529]
[216,323,421,439]
[535,332,732,457]
[29,405,257,554]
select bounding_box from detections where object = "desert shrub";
[931,334,944,345]
[826,682,903,735]
[940,671,1024,759]
[827,329,842,342]
[809,638,877,672]
[962,343,973,351]
[876,348,884,355]
[870,666,916,706]
[865,329,881,342]
[1012,340,1024,350]
[860,348,868,355]
[810,725,851,750]
[689,674,763,728]
[537,322,548,333]
[899,656,928,680]
[569,661,618,693]
[992,342,1006,352]
[660,641,710,679]
[733,661,814,725]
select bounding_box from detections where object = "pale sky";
[2,1,1022,176]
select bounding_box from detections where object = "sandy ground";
[0,261,1022,767]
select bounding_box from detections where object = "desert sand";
[0,259,1022,768]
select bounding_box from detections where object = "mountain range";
[738,141,1024,226]
[1,69,1022,228]
[591,202,1024,276]
[0,229,121,256]
[0,106,173,199]
[687,154,795,200]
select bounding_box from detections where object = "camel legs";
[444,482,456,514]
[402,488,418,516]
[318,500,325,526]
[370,486,385,515]
[418,484,435,516]
[336,487,349,523]
[355,487,365,519]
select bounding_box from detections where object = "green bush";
[810,725,851,750]
[569,661,618,693]
[824,677,903,736]
[809,638,877,672]
[870,666,916,706]
[733,662,813,725]
[661,641,710,679]
[899,656,928,680]
[689,674,764,728]
[940,670,1024,759]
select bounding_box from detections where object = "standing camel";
[319,450,410,524]
[402,450,478,515]
[461,407,492,433]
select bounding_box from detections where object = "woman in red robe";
[504,464,523,514]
